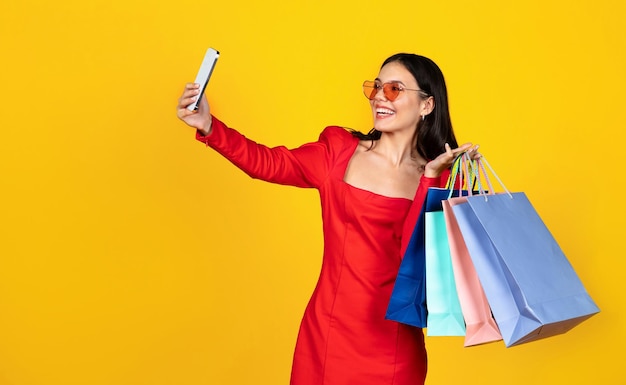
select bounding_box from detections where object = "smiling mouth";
[376,107,395,117]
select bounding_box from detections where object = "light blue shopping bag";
[451,157,599,347]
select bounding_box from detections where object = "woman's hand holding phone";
[177,83,213,136]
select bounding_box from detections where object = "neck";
[373,131,420,167]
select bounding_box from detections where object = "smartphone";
[187,47,220,111]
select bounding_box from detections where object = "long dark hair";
[353,53,458,161]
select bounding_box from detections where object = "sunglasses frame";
[362,80,429,102]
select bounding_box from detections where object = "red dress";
[197,117,446,385]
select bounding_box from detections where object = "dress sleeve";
[195,115,353,189]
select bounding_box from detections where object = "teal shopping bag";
[425,188,466,336]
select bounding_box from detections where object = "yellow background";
[1,0,624,384]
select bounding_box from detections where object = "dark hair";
[352,53,458,161]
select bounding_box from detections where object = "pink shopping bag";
[443,196,502,347]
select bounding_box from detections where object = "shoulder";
[317,126,359,154]
[319,125,356,141]
[313,126,355,149]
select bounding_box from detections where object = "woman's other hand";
[177,83,213,136]
[424,143,481,178]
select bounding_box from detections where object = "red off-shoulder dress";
[196,117,446,385]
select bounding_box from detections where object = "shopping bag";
[443,197,502,346]
[385,192,429,328]
[452,157,600,347]
[425,188,466,336]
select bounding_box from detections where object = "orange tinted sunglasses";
[362,80,429,101]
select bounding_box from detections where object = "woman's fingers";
[470,145,482,159]
[176,83,212,133]
[465,144,481,160]
[453,142,473,154]
[177,84,202,117]
[176,100,196,119]
[450,143,481,159]
[178,96,195,110]
[426,142,482,177]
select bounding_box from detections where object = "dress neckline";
[341,180,413,203]
[339,136,413,203]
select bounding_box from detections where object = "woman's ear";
[422,96,435,117]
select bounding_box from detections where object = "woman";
[177,53,477,385]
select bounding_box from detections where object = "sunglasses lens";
[362,81,403,101]
[383,83,400,101]
[363,81,377,100]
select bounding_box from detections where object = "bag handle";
[447,153,479,199]
[446,154,462,193]
[480,156,512,199]
[469,154,513,201]
[448,152,513,201]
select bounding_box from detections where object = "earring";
[421,114,425,121]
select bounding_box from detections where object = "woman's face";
[369,61,430,135]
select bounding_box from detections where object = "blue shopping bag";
[385,191,430,328]
[452,158,600,347]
